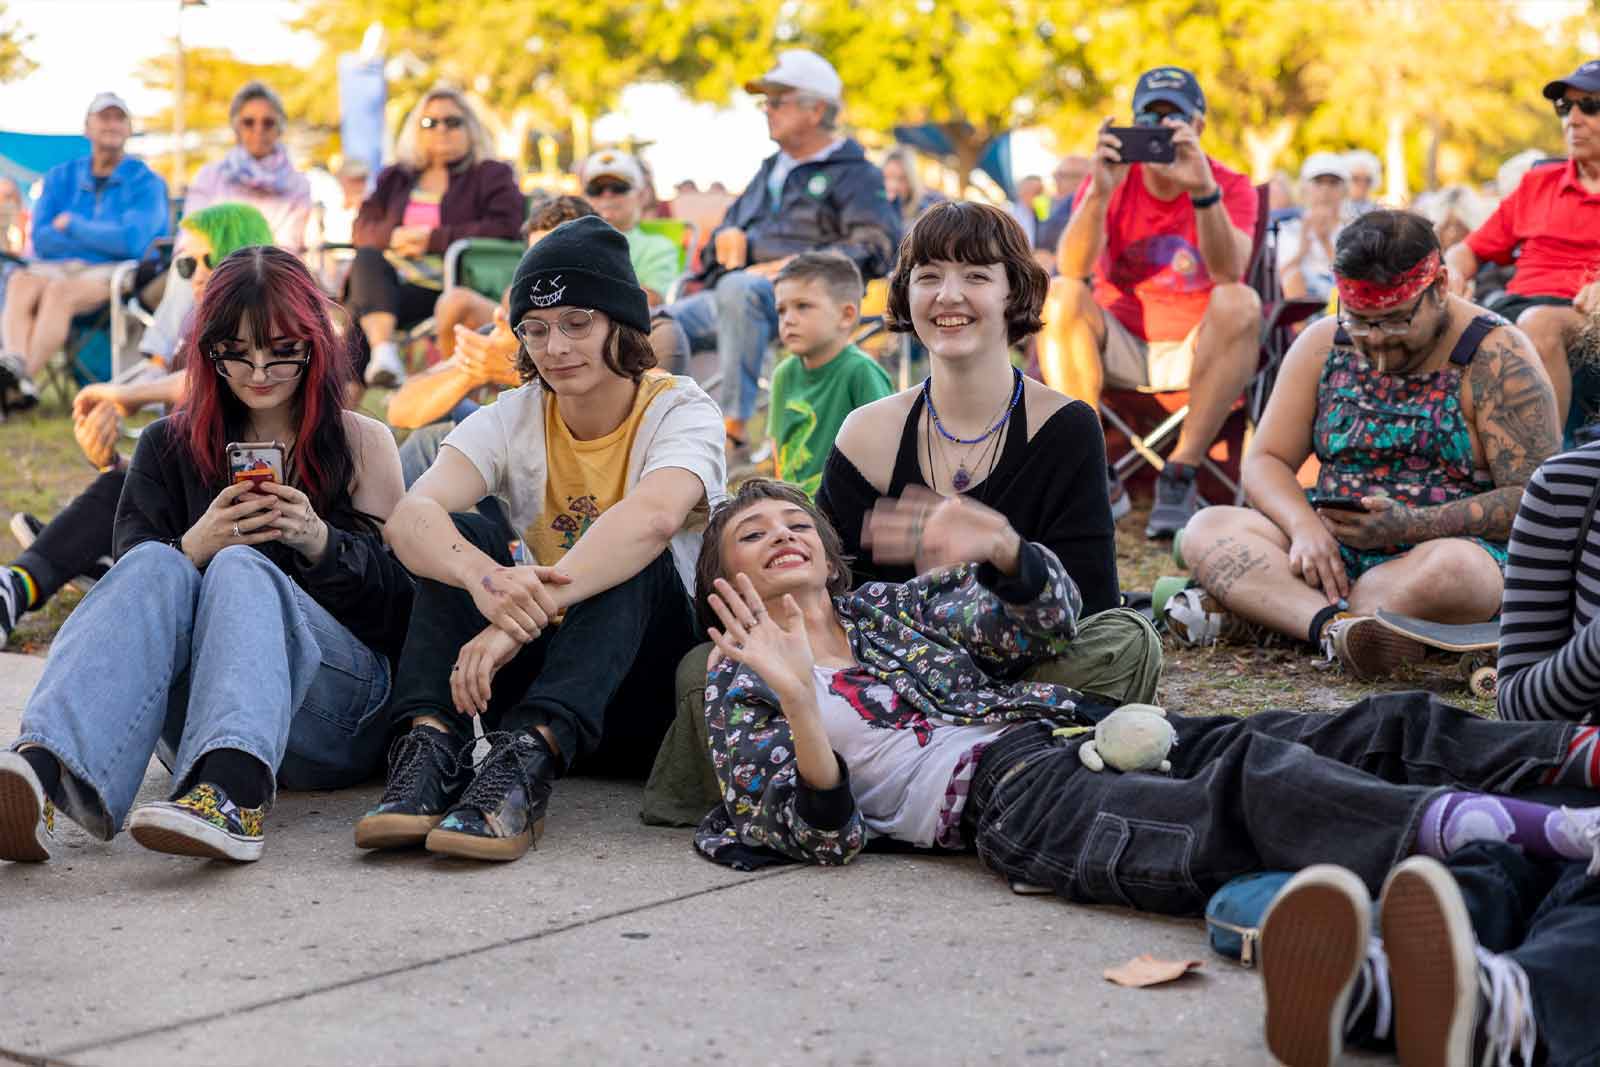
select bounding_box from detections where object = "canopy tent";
[0,130,91,198]
[891,124,1015,200]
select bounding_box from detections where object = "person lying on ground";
[689,478,1600,934]
[641,205,1157,827]
[1176,209,1562,679]
[355,215,725,863]
[0,202,277,646]
[0,246,410,864]
[1258,848,1599,1067]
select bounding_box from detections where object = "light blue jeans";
[14,541,392,839]
[664,270,777,421]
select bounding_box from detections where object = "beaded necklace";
[922,366,1023,492]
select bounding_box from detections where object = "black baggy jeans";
[385,512,700,777]
[1447,842,1600,1067]
[968,692,1575,917]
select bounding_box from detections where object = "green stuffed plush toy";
[1062,703,1176,774]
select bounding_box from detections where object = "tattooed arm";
[1327,329,1561,548]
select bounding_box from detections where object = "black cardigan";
[113,417,415,665]
[816,391,1121,616]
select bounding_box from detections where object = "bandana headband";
[1334,250,1441,311]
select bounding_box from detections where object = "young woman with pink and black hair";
[0,246,411,865]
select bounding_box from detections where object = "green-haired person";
[1,202,275,645]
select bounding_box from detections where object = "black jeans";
[345,247,439,329]
[386,512,699,777]
[1448,843,1600,1067]
[16,467,123,604]
[968,692,1574,916]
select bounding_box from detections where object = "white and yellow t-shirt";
[529,371,675,567]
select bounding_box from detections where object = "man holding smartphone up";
[1038,66,1261,539]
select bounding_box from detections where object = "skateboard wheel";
[1469,666,1497,700]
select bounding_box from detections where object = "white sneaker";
[363,342,407,388]
[0,750,56,862]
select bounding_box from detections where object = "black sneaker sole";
[1259,865,1370,1067]
[354,811,444,851]
[425,817,545,862]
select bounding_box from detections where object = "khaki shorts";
[24,260,120,285]
[1101,312,1201,392]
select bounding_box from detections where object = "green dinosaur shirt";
[767,344,893,497]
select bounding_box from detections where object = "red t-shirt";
[1072,159,1257,342]
[1465,159,1600,300]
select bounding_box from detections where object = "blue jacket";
[701,138,901,284]
[30,155,169,264]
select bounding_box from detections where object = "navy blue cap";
[1133,66,1206,120]
[1543,59,1600,101]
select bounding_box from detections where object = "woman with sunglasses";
[0,202,274,648]
[139,82,312,366]
[349,85,523,389]
[354,216,724,863]
[0,246,411,864]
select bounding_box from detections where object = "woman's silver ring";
[232,523,241,538]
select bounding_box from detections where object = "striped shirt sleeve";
[1496,444,1600,723]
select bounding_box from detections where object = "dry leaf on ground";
[1103,954,1204,988]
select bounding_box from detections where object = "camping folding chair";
[1099,183,1324,505]
[638,217,699,303]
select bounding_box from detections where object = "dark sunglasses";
[173,253,214,280]
[420,115,466,130]
[238,116,278,131]
[584,179,633,197]
[1554,97,1600,118]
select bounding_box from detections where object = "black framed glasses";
[1336,290,1433,338]
[585,179,632,198]
[208,342,310,382]
[420,115,466,130]
[513,309,595,352]
[1554,97,1600,119]
[173,253,214,280]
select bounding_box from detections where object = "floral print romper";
[1310,313,1510,579]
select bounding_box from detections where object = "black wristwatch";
[1190,186,1223,209]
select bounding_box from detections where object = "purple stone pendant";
[952,466,972,491]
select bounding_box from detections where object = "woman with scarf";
[140,81,312,366]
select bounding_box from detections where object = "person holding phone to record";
[1037,65,1262,541]
[0,246,411,865]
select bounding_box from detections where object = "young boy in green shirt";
[768,252,894,496]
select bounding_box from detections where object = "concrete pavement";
[0,650,1290,1066]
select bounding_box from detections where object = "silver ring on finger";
[232,523,241,538]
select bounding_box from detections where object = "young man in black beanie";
[358,215,727,862]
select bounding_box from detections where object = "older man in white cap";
[0,92,169,414]
[663,49,900,454]
[1278,151,1350,301]
[579,149,679,305]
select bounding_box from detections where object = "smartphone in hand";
[226,441,285,488]
[1105,126,1176,164]
[1308,495,1368,513]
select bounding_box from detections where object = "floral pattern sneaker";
[128,782,265,862]
[0,750,56,862]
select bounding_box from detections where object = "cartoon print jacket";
[694,541,1085,869]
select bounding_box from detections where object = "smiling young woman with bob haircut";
[0,246,411,865]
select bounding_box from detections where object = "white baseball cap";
[86,91,130,118]
[1299,151,1350,183]
[745,49,842,103]
[579,149,645,189]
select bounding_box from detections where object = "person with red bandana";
[1174,210,1563,678]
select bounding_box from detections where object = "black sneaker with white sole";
[0,353,38,415]
[0,565,22,644]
